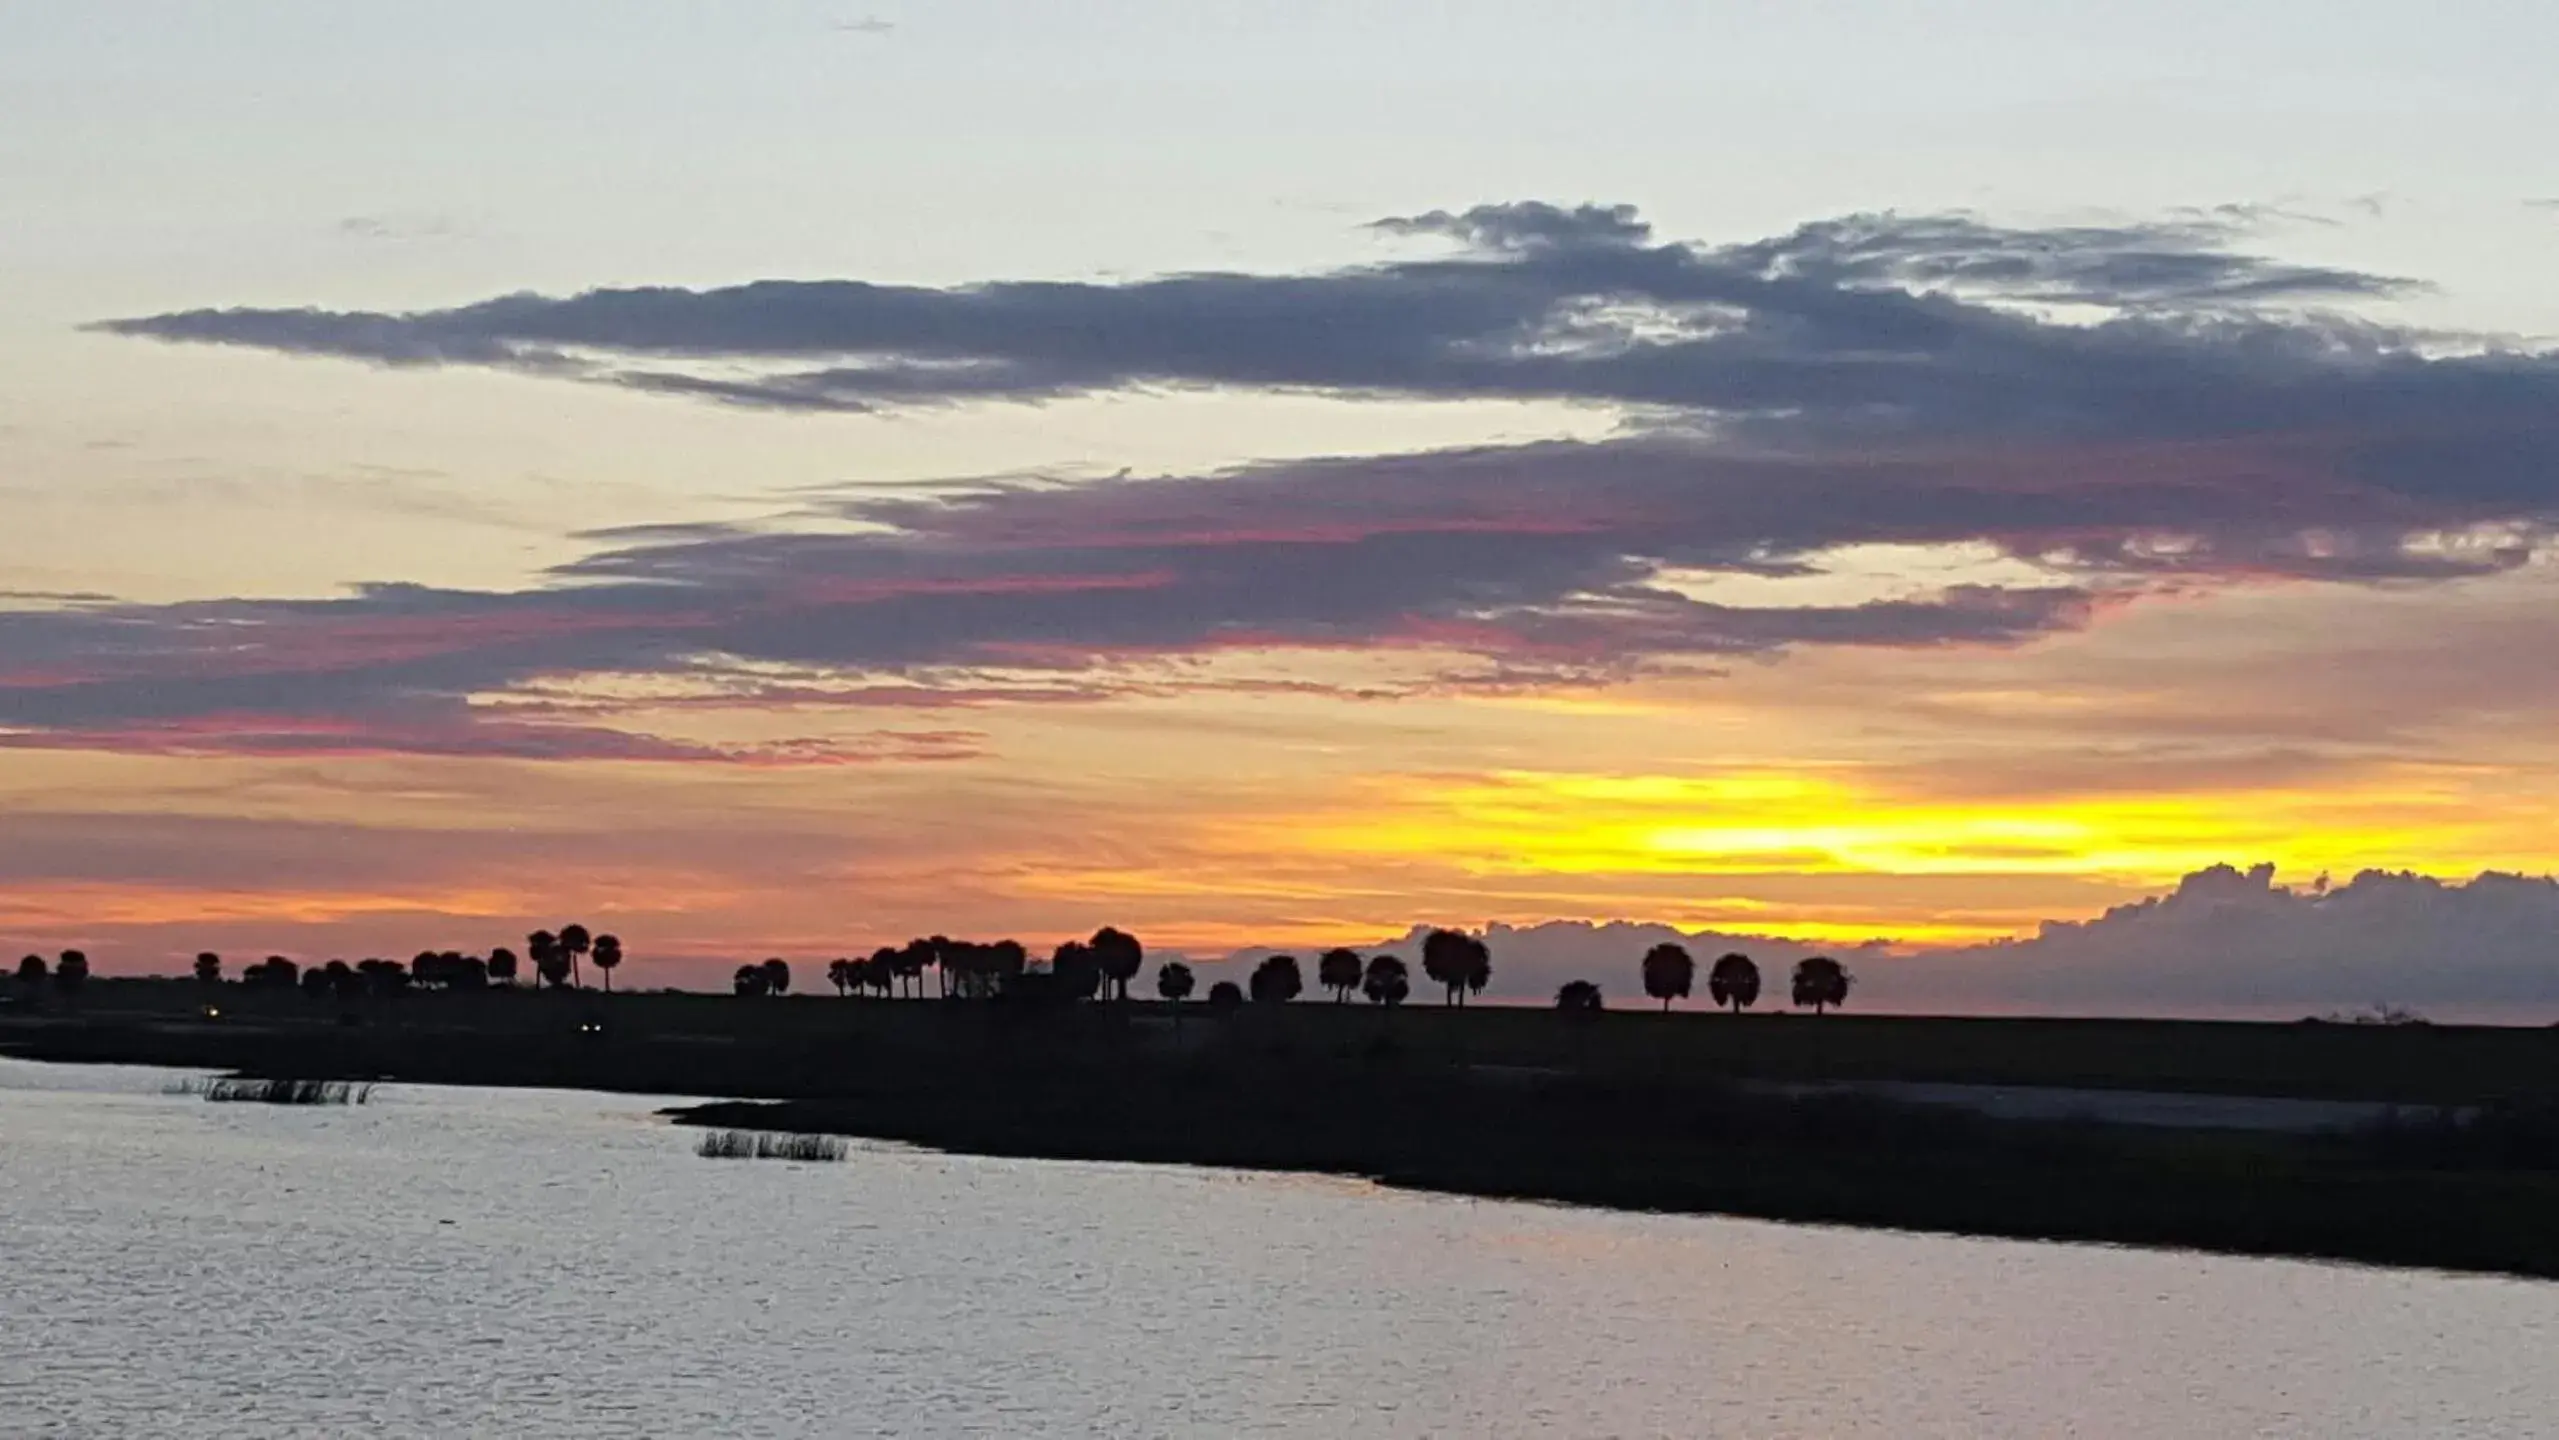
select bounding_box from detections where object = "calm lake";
[5,1057,2556,1438]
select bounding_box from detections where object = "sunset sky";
[7,3,2559,991]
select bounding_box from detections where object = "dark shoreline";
[10,988,2559,1279]
[655,1084,2559,1282]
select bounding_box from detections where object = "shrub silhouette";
[734,964,770,997]
[244,956,299,990]
[1640,943,1694,1011]
[1205,979,1244,1014]
[356,958,410,996]
[1049,940,1102,1000]
[1362,954,1410,1007]
[322,959,362,1001]
[1556,979,1604,1013]
[55,950,89,998]
[411,952,487,990]
[1249,954,1304,1004]
[486,946,520,987]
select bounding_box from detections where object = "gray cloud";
[1369,200,1656,252]
[337,213,463,243]
[96,204,2559,524]
[1885,864,2559,1020]
[0,417,2549,755]
[29,204,2559,758]
[96,203,2499,445]
[0,457,2112,754]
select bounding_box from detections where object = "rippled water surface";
[5,1057,2557,1438]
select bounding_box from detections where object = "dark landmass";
[9,979,2559,1278]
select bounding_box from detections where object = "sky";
[6,3,2559,1010]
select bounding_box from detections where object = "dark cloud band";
[26,203,2558,760]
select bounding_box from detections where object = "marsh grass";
[694,1129,847,1162]
[169,1077,374,1105]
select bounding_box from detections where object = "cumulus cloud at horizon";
[1323,863,2559,1022]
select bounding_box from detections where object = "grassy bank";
[18,977,2559,1103]
[661,1062,2559,1280]
[9,981,2559,1277]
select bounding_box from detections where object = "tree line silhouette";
[1629,943,1853,1014]
[10,926,1855,1017]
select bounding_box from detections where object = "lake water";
[5,1058,2556,1438]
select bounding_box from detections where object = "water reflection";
[3,1059,2553,1438]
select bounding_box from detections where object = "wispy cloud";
[103,202,2442,425]
[336,212,463,243]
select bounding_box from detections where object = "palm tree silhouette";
[1709,953,1762,1013]
[194,952,223,986]
[759,957,791,995]
[733,963,768,996]
[1090,927,1144,1000]
[526,931,560,988]
[1249,954,1304,1003]
[989,941,1028,996]
[894,940,932,999]
[826,958,854,996]
[591,933,623,993]
[1361,954,1410,1007]
[1156,960,1195,1025]
[1050,940,1103,1000]
[559,924,592,990]
[486,946,519,988]
[1420,929,1490,1006]
[1790,956,1850,1014]
[1317,947,1363,1002]
[1640,942,1694,1011]
[935,941,976,999]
